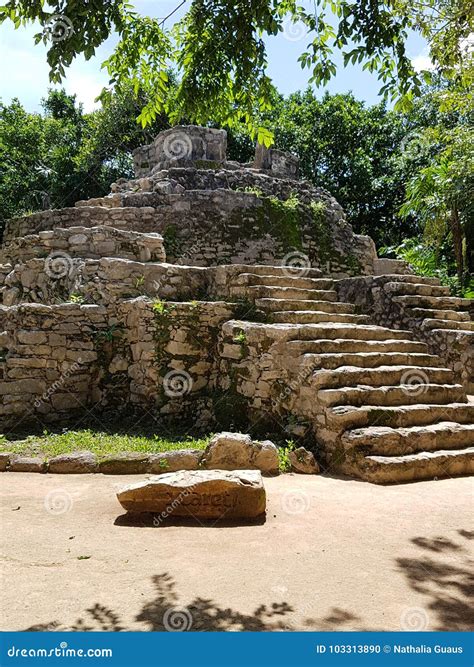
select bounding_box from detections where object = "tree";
[400,124,473,286]
[1,1,472,139]
[263,89,411,245]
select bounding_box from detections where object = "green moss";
[261,194,302,250]
[195,160,221,170]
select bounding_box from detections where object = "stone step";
[271,311,371,325]
[236,264,323,279]
[247,286,338,301]
[318,383,466,407]
[405,307,470,322]
[76,194,123,208]
[376,274,441,286]
[303,352,442,370]
[287,323,415,341]
[238,273,335,290]
[342,422,474,457]
[329,402,473,430]
[255,298,355,314]
[286,338,428,355]
[383,282,451,297]
[393,294,472,309]
[312,365,454,389]
[422,319,474,331]
[359,447,474,484]
[224,321,414,342]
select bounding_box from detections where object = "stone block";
[116,469,266,519]
[48,451,97,474]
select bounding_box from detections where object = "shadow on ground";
[396,529,474,631]
[22,531,473,632]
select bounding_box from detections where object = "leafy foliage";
[1,0,472,136]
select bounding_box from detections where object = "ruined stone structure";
[1,125,473,483]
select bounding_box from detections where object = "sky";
[0,0,431,114]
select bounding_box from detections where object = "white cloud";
[412,53,434,73]
[0,22,111,112]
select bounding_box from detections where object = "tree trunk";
[449,206,464,286]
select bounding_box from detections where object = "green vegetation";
[2,1,471,141]
[0,80,471,292]
[233,331,247,345]
[278,440,296,473]
[263,194,302,250]
[0,429,210,459]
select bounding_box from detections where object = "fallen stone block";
[117,469,266,519]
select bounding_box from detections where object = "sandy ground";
[0,472,472,632]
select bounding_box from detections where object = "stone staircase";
[1,124,471,485]
[228,268,474,484]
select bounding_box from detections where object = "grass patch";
[0,429,211,459]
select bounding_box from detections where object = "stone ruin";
[0,124,473,483]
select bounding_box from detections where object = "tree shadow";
[397,532,474,630]
[23,572,294,632]
[302,607,372,631]
[136,573,293,631]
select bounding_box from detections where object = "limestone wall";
[0,298,240,431]
[119,299,236,425]
[0,303,110,428]
[4,176,376,276]
[3,207,157,242]
[0,226,165,265]
[1,258,208,306]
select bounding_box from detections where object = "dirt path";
[0,472,472,632]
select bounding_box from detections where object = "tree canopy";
[1,1,472,140]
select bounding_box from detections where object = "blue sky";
[0,0,431,113]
